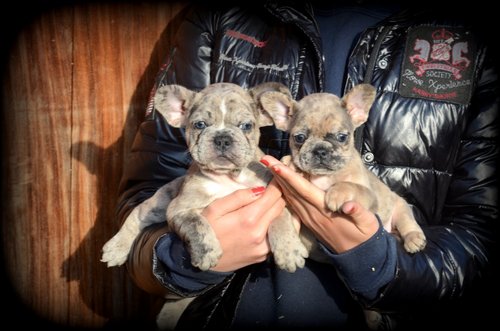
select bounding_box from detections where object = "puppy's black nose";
[313,147,330,161]
[214,134,233,152]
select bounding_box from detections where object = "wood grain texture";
[1,1,186,329]
[1,6,74,327]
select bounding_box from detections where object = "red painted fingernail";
[271,165,281,174]
[260,158,270,166]
[251,186,266,196]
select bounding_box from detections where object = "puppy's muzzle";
[313,146,332,163]
[214,134,233,153]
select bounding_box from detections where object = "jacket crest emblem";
[399,26,476,104]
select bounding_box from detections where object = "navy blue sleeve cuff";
[319,217,397,301]
[153,233,232,294]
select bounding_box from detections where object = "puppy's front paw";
[403,231,426,253]
[272,238,309,273]
[189,240,223,271]
[325,182,377,213]
[101,232,133,267]
[325,185,355,212]
[280,155,292,166]
[173,213,223,271]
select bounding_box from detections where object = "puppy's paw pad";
[190,243,222,271]
[273,242,309,273]
[101,235,131,267]
[403,231,426,253]
[325,190,352,212]
[274,254,306,273]
[280,155,292,166]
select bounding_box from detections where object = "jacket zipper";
[354,25,393,153]
[364,25,393,84]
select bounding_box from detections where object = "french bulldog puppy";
[259,84,427,330]
[101,82,308,273]
[260,83,427,253]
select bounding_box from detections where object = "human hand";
[202,179,286,272]
[260,155,379,253]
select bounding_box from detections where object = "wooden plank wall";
[1,1,186,329]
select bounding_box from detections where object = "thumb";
[202,186,266,219]
[341,200,379,233]
[341,200,362,216]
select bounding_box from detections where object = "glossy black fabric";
[117,2,498,329]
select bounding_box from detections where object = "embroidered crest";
[399,26,476,104]
[225,29,267,48]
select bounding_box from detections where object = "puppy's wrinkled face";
[290,93,356,175]
[186,85,260,172]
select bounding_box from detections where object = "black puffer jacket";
[117,1,498,329]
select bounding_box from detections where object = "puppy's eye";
[336,133,348,143]
[239,122,253,131]
[293,133,307,144]
[193,121,207,130]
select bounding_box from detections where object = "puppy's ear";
[249,82,290,99]
[250,82,294,129]
[153,84,197,128]
[342,84,376,128]
[256,89,295,131]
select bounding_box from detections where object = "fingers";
[202,178,284,224]
[261,178,283,202]
[246,178,286,227]
[259,154,281,166]
[260,155,324,207]
[202,186,267,220]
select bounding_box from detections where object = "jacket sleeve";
[115,5,218,297]
[361,46,498,312]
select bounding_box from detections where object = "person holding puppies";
[114,1,498,330]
